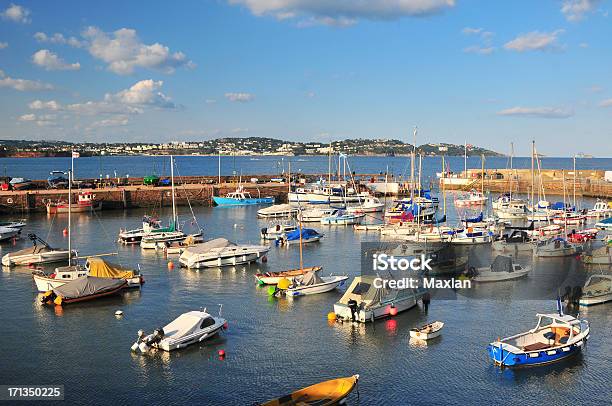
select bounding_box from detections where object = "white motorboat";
[492,230,535,253]
[320,210,364,225]
[260,223,297,240]
[141,231,201,249]
[131,307,227,353]
[450,228,493,245]
[346,196,384,214]
[254,266,322,285]
[454,189,487,207]
[0,226,19,242]
[0,220,26,230]
[586,200,612,218]
[298,207,336,223]
[32,257,144,292]
[284,272,348,296]
[179,238,269,269]
[257,204,299,218]
[469,255,531,282]
[579,274,612,306]
[1,234,73,267]
[333,276,424,322]
[118,216,167,245]
[495,202,528,220]
[409,321,444,340]
[534,238,580,257]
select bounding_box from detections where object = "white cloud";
[1,3,30,23]
[225,92,255,102]
[462,27,482,35]
[0,42,7,49]
[599,99,612,107]
[18,113,57,127]
[29,100,62,110]
[82,26,195,75]
[229,0,456,26]
[32,49,81,71]
[107,79,175,108]
[561,0,601,22]
[18,113,36,121]
[497,106,574,118]
[231,127,249,133]
[463,45,495,55]
[504,30,564,52]
[87,116,129,130]
[0,70,54,91]
[34,32,85,48]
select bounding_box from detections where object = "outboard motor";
[131,330,146,352]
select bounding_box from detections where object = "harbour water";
[0,156,611,404]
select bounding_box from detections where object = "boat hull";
[334,296,418,323]
[2,250,72,267]
[180,249,269,269]
[472,267,531,282]
[285,276,348,296]
[487,341,584,367]
[579,292,612,306]
[46,202,102,214]
[213,196,274,206]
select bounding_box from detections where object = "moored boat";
[1,234,72,267]
[255,266,322,285]
[276,228,323,245]
[41,276,126,306]
[579,274,612,306]
[179,238,269,269]
[0,226,20,242]
[320,209,364,225]
[534,237,580,257]
[213,186,274,206]
[257,375,359,406]
[46,191,102,214]
[409,321,444,340]
[260,223,297,240]
[283,272,348,296]
[468,255,531,282]
[257,204,299,218]
[454,189,487,207]
[595,217,612,231]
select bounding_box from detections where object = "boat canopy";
[490,256,513,273]
[52,276,125,299]
[536,313,581,326]
[163,311,210,338]
[337,276,418,309]
[86,257,135,279]
[299,271,324,286]
[284,228,320,242]
[180,238,233,262]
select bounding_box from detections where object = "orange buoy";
[327,312,336,321]
[167,261,175,270]
[389,306,398,316]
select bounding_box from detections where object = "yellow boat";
[259,375,359,406]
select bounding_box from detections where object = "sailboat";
[140,156,202,249]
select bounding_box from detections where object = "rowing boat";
[258,375,359,406]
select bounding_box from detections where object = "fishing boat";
[534,238,580,257]
[586,200,612,218]
[1,233,72,267]
[298,207,336,223]
[255,266,322,285]
[346,196,384,214]
[257,204,299,218]
[179,238,270,269]
[333,276,423,322]
[260,223,297,240]
[276,228,323,245]
[283,272,348,296]
[454,189,487,207]
[118,216,167,245]
[579,274,612,306]
[46,191,102,214]
[595,217,612,231]
[492,230,535,253]
[409,321,444,340]
[41,276,126,306]
[258,375,359,406]
[487,309,590,368]
[32,257,143,292]
[320,209,364,225]
[468,255,531,282]
[0,226,20,242]
[131,307,227,353]
[582,243,612,265]
[213,185,274,206]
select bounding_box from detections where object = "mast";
[218,150,221,184]
[442,155,446,215]
[298,217,303,270]
[327,140,331,186]
[288,160,291,196]
[481,154,485,197]
[464,140,467,178]
[573,155,576,209]
[531,141,535,208]
[410,127,417,200]
[418,153,422,197]
[67,169,72,265]
[509,143,514,201]
[170,155,177,228]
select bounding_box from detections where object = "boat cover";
[163,311,208,338]
[180,238,233,262]
[491,256,513,273]
[52,276,125,299]
[337,276,416,309]
[86,257,135,279]
[9,177,28,184]
[465,212,483,223]
[285,228,320,242]
[299,271,324,286]
[258,204,294,215]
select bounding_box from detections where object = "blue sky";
[0,0,610,156]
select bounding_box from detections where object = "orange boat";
[258,375,359,406]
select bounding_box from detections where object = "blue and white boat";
[488,307,590,368]
[320,209,364,225]
[595,217,612,230]
[276,228,323,245]
[213,186,275,206]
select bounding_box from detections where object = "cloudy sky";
[0,0,610,155]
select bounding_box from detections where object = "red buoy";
[389,306,398,316]
[62,228,68,236]
[167,261,175,270]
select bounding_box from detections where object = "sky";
[0,0,611,156]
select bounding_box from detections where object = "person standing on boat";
[422,291,431,312]
[347,299,358,322]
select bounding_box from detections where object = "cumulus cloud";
[463,45,495,55]
[225,92,255,102]
[34,32,85,48]
[561,0,601,21]
[18,113,57,127]
[504,30,564,52]
[599,99,612,107]
[497,106,574,118]
[32,50,81,71]
[0,42,7,49]
[29,100,62,110]
[18,113,36,121]
[107,79,175,108]
[0,70,54,91]
[87,115,129,130]
[82,26,195,75]
[229,0,455,26]
[1,3,30,23]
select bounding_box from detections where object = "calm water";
[0,194,611,405]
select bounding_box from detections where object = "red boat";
[567,228,599,243]
[46,191,102,214]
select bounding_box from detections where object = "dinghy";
[131,307,227,353]
[409,321,444,340]
[579,274,612,306]
[255,266,322,285]
[41,276,126,306]
[283,271,348,296]
[258,375,359,406]
[469,255,531,282]
[488,309,590,368]
[179,238,269,269]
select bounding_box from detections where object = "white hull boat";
[321,211,364,225]
[132,308,227,353]
[346,197,384,214]
[2,243,73,267]
[298,207,336,222]
[579,275,612,306]
[257,204,299,218]
[470,256,531,282]
[409,321,444,340]
[534,238,580,257]
[0,226,20,242]
[582,245,612,265]
[179,238,269,269]
[285,275,349,296]
[260,223,297,240]
[140,231,193,249]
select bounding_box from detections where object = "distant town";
[0,137,503,158]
